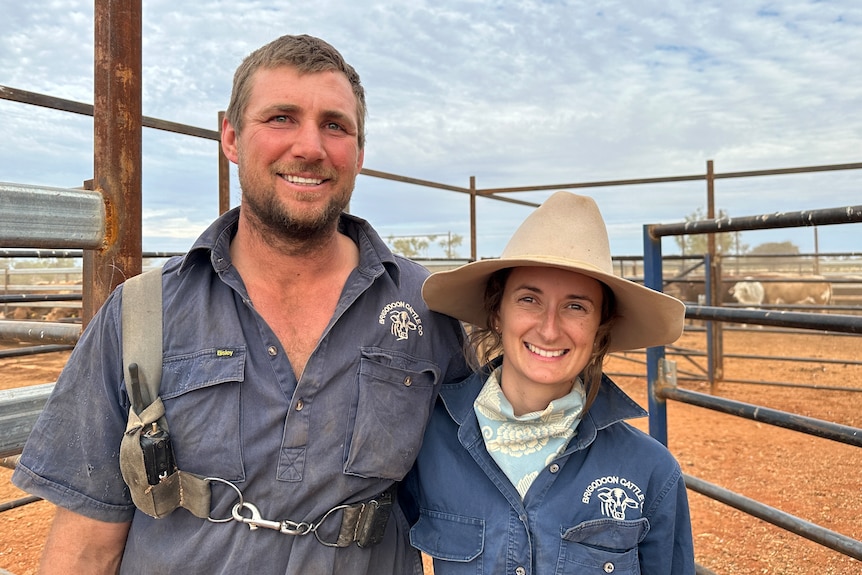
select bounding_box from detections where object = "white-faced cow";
[729,280,765,305]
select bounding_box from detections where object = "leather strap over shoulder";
[122,268,164,417]
[119,266,211,519]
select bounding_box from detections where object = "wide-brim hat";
[422,191,685,353]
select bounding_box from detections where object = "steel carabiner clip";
[231,501,315,535]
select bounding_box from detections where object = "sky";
[1,0,861,259]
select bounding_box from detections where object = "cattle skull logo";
[597,486,640,520]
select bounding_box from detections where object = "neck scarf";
[474,366,585,499]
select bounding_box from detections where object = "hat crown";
[500,192,613,274]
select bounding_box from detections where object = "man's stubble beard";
[238,166,355,250]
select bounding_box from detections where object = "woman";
[402,192,695,574]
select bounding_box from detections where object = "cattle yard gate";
[2,3,862,571]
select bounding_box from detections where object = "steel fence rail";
[0,321,81,346]
[657,385,862,447]
[0,183,105,249]
[0,345,74,360]
[0,384,53,459]
[685,304,862,334]
[0,294,83,304]
[684,475,862,561]
[0,84,221,141]
[0,496,42,513]
[651,205,862,238]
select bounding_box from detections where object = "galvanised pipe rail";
[0,321,80,346]
[0,383,53,459]
[657,386,862,447]
[0,495,42,513]
[0,345,74,359]
[0,183,105,249]
[652,205,862,238]
[685,305,862,334]
[684,475,862,561]
[0,294,82,304]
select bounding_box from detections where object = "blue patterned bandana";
[474,366,585,499]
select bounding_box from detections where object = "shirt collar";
[441,359,647,431]
[177,207,402,285]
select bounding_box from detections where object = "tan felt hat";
[422,191,685,353]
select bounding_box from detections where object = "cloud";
[2,0,861,257]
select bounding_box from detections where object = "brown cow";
[756,273,832,305]
[44,307,79,322]
[11,306,35,320]
[665,279,737,304]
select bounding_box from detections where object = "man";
[13,35,469,574]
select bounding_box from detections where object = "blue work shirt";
[14,207,469,575]
[401,361,695,575]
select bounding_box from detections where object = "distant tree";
[675,208,747,256]
[437,233,463,259]
[748,241,799,255]
[387,232,463,259]
[388,236,430,258]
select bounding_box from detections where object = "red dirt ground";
[1,328,860,574]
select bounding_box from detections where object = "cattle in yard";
[10,306,35,320]
[44,307,79,322]
[760,277,833,305]
[729,280,765,305]
[665,280,737,305]
[673,275,834,307]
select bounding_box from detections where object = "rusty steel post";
[218,111,231,215]
[84,0,143,326]
[705,160,723,387]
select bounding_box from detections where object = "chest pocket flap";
[410,509,484,562]
[156,347,247,481]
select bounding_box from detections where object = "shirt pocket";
[157,347,247,482]
[344,347,439,481]
[559,517,649,574]
[410,509,484,570]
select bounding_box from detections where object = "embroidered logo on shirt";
[581,476,644,520]
[378,301,423,341]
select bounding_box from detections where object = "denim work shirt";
[402,362,695,575]
[14,208,469,575]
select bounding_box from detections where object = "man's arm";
[38,507,130,575]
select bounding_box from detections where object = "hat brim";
[422,256,685,353]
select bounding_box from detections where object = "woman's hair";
[467,267,618,415]
[225,34,367,148]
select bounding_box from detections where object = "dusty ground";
[1,328,860,574]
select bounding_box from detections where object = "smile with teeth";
[525,342,568,358]
[282,174,324,185]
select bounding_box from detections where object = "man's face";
[221,66,364,242]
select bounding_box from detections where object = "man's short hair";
[225,34,367,148]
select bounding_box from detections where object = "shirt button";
[603,562,615,573]
[515,567,526,575]
[267,346,278,356]
[403,375,412,387]
[295,399,304,411]
[549,463,560,473]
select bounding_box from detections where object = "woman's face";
[497,266,604,414]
